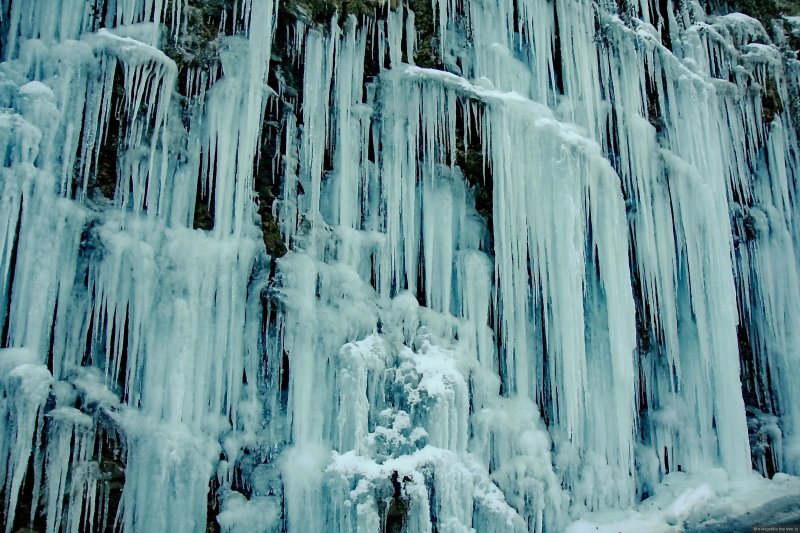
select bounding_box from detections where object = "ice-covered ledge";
[566,471,800,533]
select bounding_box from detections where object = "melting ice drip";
[0,0,799,531]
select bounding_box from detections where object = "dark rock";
[193,200,215,231]
[409,0,443,68]
[762,75,783,124]
[259,206,288,257]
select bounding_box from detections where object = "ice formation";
[0,0,799,531]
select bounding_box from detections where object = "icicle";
[1,0,800,530]
[0,348,52,533]
[44,408,95,533]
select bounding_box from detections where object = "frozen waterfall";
[0,0,800,531]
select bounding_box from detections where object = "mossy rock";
[283,0,383,27]
[762,75,783,123]
[161,0,246,72]
[409,0,443,68]
[193,201,215,230]
[775,0,800,16]
[456,145,491,226]
[260,206,288,257]
[707,0,781,25]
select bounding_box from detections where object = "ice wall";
[0,0,799,531]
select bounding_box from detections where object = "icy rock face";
[0,0,799,531]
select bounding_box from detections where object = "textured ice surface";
[566,470,800,532]
[0,0,799,531]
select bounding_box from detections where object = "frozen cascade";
[0,0,799,531]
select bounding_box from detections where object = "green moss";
[161,0,240,71]
[259,207,288,257]
[164,0,452,259]
[762,75,783,124]
[732,0,780,22]
[193,201,214,230]
[455,139,493,234]
[704,0,798,30]
[409,0,443,68]
[775,0,800,16]
[282,0,382,28]
[705,0,780,25]
[457,146,489,204]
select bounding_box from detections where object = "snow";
[0,0,800,531]
[566,470,800,533]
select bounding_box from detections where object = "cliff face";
[0,0,800,532]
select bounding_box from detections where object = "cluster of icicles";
[0,0,799,531]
